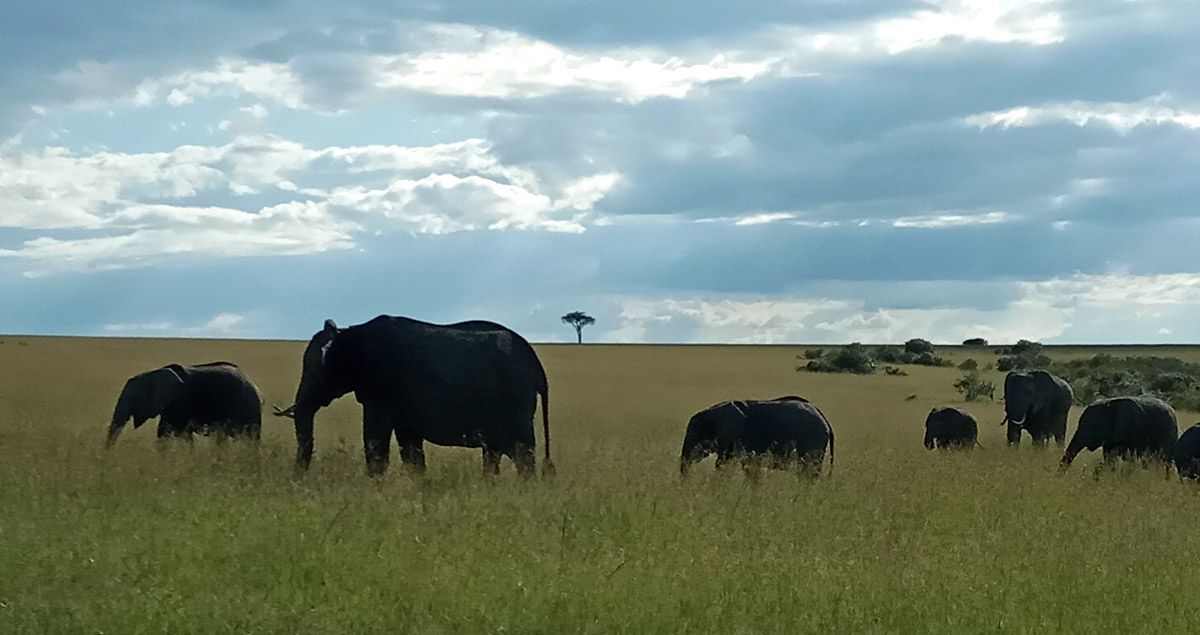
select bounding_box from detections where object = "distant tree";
[963,337,989,346]
[904,338,935,355]
[561,311,596,343]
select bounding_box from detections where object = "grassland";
[2,337,1199,633]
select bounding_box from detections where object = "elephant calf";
[1172,424,1200,480]
[107,362,263,446]
[680,396,834,479]
[1061,395,1178,468]
[924,407,978,450]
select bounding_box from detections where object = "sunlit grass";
[1,337,1199,632]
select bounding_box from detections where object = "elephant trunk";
[679,435,703,476]
[107,389,133,447]
[924,432,935,450]
[1061,435,1086,466]
[292,404,316,472]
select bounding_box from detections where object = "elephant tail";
[827,425,835,475]
[541,389,554,476]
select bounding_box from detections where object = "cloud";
[103,312,255,337]
[892,212,1008,228]
[602,273,1200,344]
[963,94,1200,133]
[0,135,618,272]
[369,25,774,103]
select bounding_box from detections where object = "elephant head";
[275,320,355,470]
[107,365,185,446]
[1003,371,1051,427]
[1061,398,1143,466]
[680,401,748,475]
[923,409,939,450]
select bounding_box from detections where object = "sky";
[1,0,1199,344]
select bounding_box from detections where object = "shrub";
[802,348,826,359]
[1052,354,1200,410]
[954,373,995,402]
[884,365,908,376]
[802,343,876,374]
[997,354,1052,372]
[873,340,949,367]
[875,347,904,364]
[958,358,978,371]
[997,340,1051,371]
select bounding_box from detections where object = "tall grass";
[1,338,1199,633]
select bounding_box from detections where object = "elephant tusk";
[272,404,296,418]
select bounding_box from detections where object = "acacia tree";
[561,311,595,343]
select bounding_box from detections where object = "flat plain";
[2,336,1199,633]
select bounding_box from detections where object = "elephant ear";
[712,400,751,439]
[131,365,185,426]
[320,319,339,363]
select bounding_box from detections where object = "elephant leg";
[741,453,763,483]
[362,405,393,477]
[797,450,823,480]
[396,434,426,475]
[482,448,502,476]
[509,442,536,478]
[714,449,735,471]
[363,431,391,477]
[1006,424,1022,446]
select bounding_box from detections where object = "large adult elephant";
[275,316,551,477]
[107,362,262,446]
[679,396,834,479]
[1061,396,1178,468]
[1003,370,1073,446]
[924,407,979,450]
[1171,423,1200,480]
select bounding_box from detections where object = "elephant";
[275,316,551,477]
[1172,424,1200,480]
[679,396,834,479]
[1002,370,1073,446]
[107,362,262,446]
[1061,396,1178,468]
[924,407,979,450]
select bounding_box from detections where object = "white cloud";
[735,212,796,226]
[892,212,1009,228]
[369,25,772,103]
[135,59,308,110]
[963,94,1200,133]
[872,0,1063,54]
[0,134,618,273]
[0,201,358,275]
[103,312,254,337]
[604,273,1200,344]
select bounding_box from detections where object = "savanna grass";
[1,338,1199,633]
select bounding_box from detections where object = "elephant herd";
[105,315,1200,481]
[926,370,1200,479]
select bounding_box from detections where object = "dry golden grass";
[1,336,1198,633]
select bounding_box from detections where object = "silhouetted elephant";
[1172,424,1200,480]
[107,362,262,446]
[275,316,551,477]
[1003,370,1073,446]
[924,407,979,450]
[680,396,834,479]
[1061,396,1178,468]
